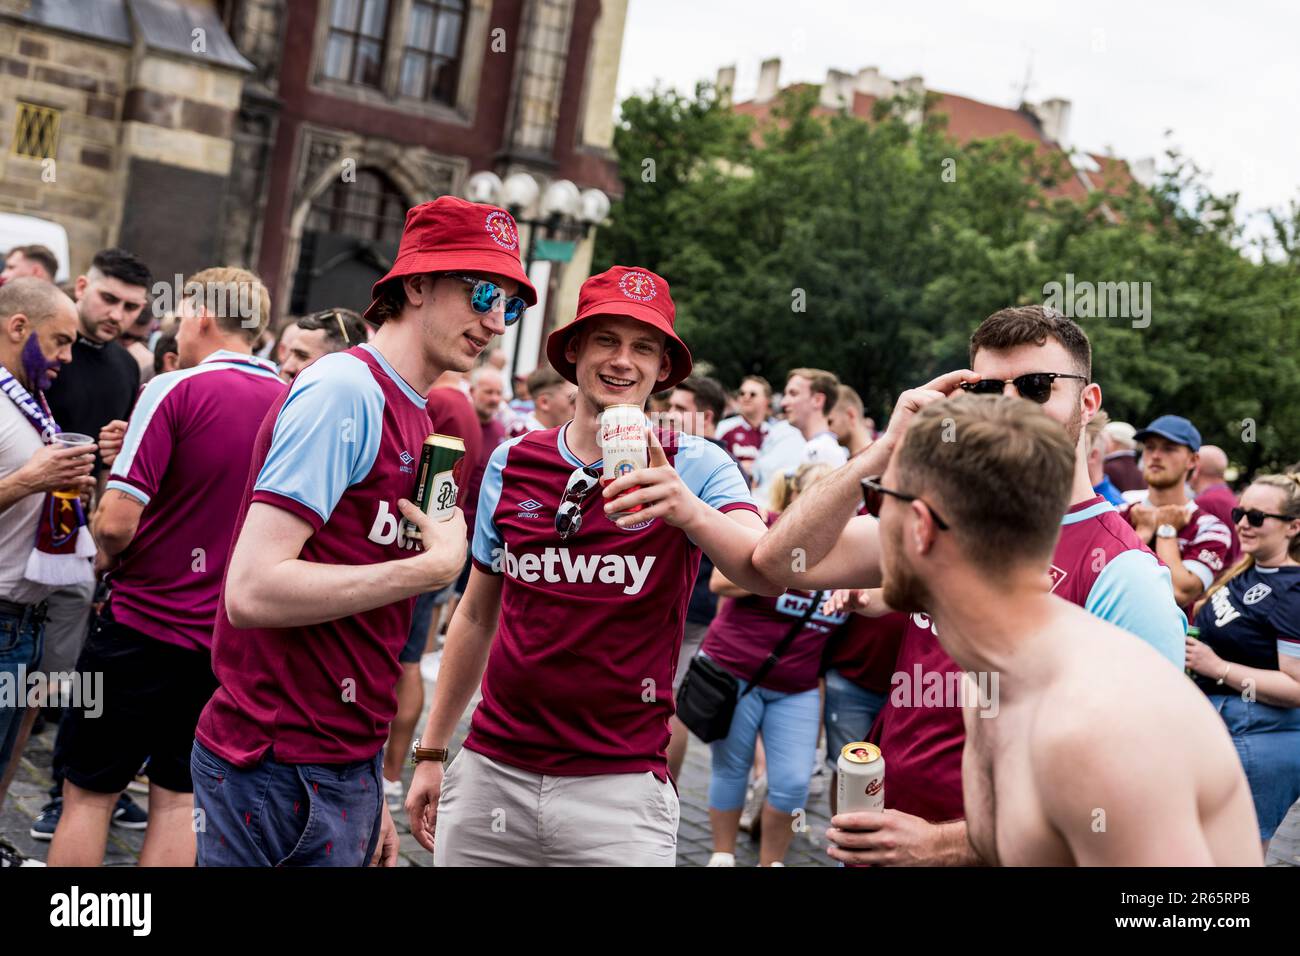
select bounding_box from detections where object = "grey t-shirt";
[0,397,52,605]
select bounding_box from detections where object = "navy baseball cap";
[1134,415,1201,452]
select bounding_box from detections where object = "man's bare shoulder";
[1027,600,1235,805]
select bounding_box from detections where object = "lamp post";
[463,171,609,382]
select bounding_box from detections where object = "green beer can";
[402,433,466,541]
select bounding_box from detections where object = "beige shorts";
[434,747,680,867]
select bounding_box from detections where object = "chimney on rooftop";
[820,69,854,110]
[756,57,782,103]
[854,67,896,99]
[898,75,925,126]
[1029,97,1072,147]
[716,65,736,106]
[1130,157,1156,188]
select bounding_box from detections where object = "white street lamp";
[540,178,581,219]
[578,188,611,225]
[502,172,541,215]
[463,170,503,204]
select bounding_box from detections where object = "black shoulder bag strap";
[738,591,823,698]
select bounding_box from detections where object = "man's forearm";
[420,604,498,748]
[932,820,984,866]
[753,438,892,584]
[227,551,460,629]
[1155,539,1203,605]
[0,473,36,514]
[685,507,780,596]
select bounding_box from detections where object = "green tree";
[597,85,1300,475]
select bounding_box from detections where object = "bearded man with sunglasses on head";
[191,197,529,866]
[753,305,1185,865]
[406,266,773,866]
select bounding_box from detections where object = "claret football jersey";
[197,344,445,767]
[105,350,284,651]
[871,496,1186,823]
[465,421,758,779]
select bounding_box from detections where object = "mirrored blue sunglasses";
[446,273,528,326]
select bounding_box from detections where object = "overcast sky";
[614,0,1298,244]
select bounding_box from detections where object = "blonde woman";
[703,463,845,866]
[1186,473,1300,855]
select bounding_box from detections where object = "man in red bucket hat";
[406,265,779,866]
[191,196,533,867]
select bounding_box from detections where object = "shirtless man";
[873,395,1261,865]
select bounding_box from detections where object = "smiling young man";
[753,306,1185,865]
[866,395,1259,865]
[406,266,773,866]
[190,197,532,867]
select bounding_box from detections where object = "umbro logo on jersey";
[517,499,542,518]
[491,541,655,595]
[399,451,415,465]
[1243,583,1272,606]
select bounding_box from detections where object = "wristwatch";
[410,737,449,765]
[1156,524,1177,539]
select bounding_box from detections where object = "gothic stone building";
[0,0,627,368]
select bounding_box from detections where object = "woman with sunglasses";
[1186,473,1300,857]
[702,463,849,867]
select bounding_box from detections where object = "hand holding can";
[401,434,466,541]
[599,404,648,520]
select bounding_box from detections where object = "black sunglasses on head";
[960,372,1088,404]
[1232,506,1298,528]
[861,476,950,530]
[555,466,601,540]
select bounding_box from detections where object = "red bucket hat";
[362,196,537,325]
[545,266,693,392]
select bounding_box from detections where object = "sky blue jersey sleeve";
[676,436,758,512]
[1085,549,1187,667]
[471,436,524,570]
[253,352,384,525]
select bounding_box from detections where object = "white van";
[0,212,71,282]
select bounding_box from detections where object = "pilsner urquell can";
[401,433,466,541]
[837,742,885,813]
[598,404,648,519]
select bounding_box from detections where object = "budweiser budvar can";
[837,742,885,813]
[401,433,466,540]
[599,404,648,519]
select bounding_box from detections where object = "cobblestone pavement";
[4,686,1297,867]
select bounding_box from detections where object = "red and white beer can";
[599,404,648,518]
[836,742,885,813]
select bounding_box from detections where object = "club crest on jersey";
[619,270,657,302]
[484,211,519,250]
[1048,565,1068,592]
[1243,583,1272,606]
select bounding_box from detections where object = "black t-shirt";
[45,336,140,473]
[1192,564,1300,695]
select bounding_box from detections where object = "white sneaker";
[738,773,767,833]
[707,851,735,867]
[383,777,404,804]
[419,650,442,683]
[763,861,785,867]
